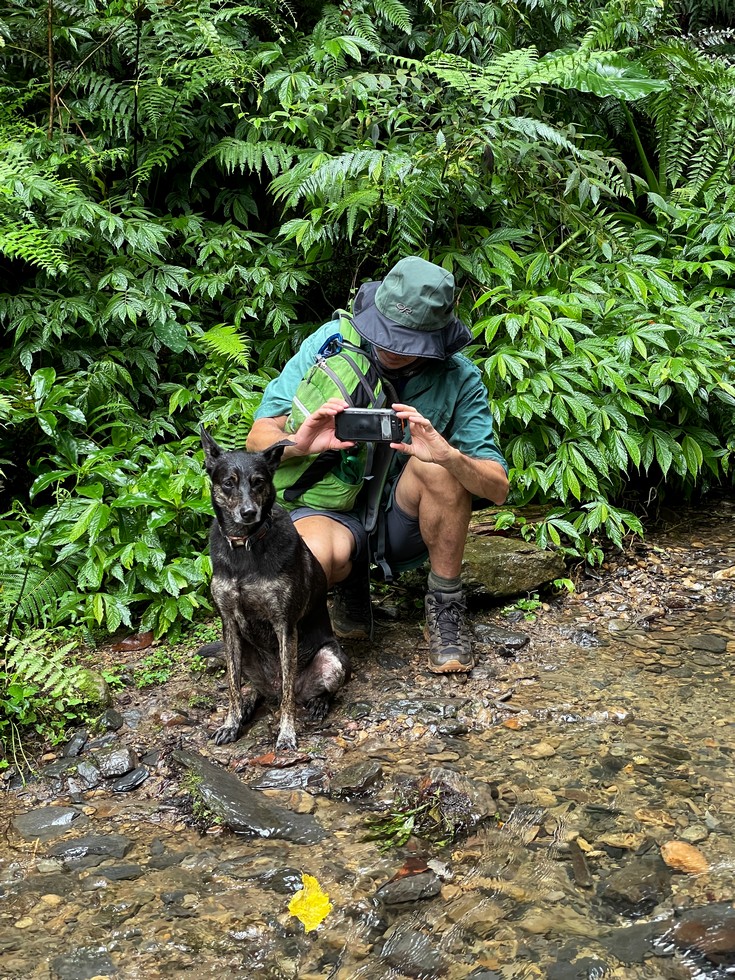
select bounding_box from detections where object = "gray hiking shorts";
[289,484,428,575]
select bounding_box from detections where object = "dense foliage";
[1,0,734,676]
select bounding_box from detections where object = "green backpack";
[273,315,393,514]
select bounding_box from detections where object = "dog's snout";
[237,504,259,524]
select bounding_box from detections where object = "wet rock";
[660,840,709,874]
[425,767,498,823]
[121,708,143,728]
[251,765,324,791]
[330,760,383,797]
[473,623,530,653]
[111,766,149,792]
[568,839,593,889]
[601,921,664,963]
[95,863,145,881]
[343,901,390,944]
[689,633,728,653]
[86,733,117,750]
[433,719,471,737]
[93,744,139,778]
[75,760,102,788]
[247,867,304,895]
[666,903,735,966]
[62,729,88,757]
[461,533,565,600]
[691,652,722,667]
[98,707,124,731]
[547,955,610,980]
[346,701,372,720]
[75,668,112,707]
[11,806,87,842]
[380,924,447,978]
[39,758,79,780]
[679,824,708,844]
[376,868,442,905]
[518,907,599,938]
[562,626,600,648]
[443,894,506,937]
[648,742,691,764]
[526,741,557,759]
[172,749,327,844]
[47,833,134,862]
[599,856,671,916]
[383,698,461,719]
[155,708,196,727]
[51,947,116,979]
[376,652,408,670]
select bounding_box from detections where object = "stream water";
[2,498,735,980]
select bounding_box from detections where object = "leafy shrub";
[0,632,88,767]
[0,0,734,657]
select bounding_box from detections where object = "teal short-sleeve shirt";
[255,321,508,474]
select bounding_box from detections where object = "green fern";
[1,563,78,631]
[2,632,84,700]
[199,324,251,367]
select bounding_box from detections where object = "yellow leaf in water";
[288,874,332,932]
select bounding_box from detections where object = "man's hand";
[292,398,354,456]
[390,402,509,504]
[390,402,454,465]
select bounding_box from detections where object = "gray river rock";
[172,748,328,844]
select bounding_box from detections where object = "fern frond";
[373,0,412,33]
[1,564,77,631]
[191,137,295,183]
[3,632,84,699]
[199,325,251,367]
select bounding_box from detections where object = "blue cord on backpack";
[317,333,343,358]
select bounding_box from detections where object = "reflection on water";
[3,499,735,978]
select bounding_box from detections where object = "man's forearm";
[443,448,509,504]
[246,417,303,460]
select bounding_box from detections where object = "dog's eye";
[250,478,264,491]
[222,477,236,490]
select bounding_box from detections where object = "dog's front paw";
[275,720,297,752]
[213,724,240,745]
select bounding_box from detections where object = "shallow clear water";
[2,499,735,979]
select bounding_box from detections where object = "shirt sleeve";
[447,360,508,472]
[254,323,335,419]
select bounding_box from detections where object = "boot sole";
[333,625,372,641]
[427,658,474,674]
[424,627,473,673]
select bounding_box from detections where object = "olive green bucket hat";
[350,256,471,359]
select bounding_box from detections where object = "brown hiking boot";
[424,591,473,673]
[331,579,374,640]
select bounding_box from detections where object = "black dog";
[200,427,350,750]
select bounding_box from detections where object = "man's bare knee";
[293,516,354,586]
[395,457,469,515]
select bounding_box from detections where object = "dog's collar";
[223,515,273,551]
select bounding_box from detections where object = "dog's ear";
[261,439,294,473]
[200,425,222,473]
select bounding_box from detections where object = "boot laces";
[339,582,369,615]
[434,598,466,646]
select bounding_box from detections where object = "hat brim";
[351,281,471,360]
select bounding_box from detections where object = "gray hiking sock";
[427,571,463,595]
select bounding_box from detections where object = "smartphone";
[335,408,405,443]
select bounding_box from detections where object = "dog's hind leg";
[297,641,351,722]
[275,626,299,751]
[213,622,248,745]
